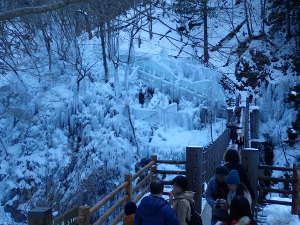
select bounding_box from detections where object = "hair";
[236,183,247,196]
[172,176,188,191]
[150,179,164,195]
[124,201,137,216]
[224,149,240,164]
[229,196,253,222]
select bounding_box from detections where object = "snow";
[263,198,300,225]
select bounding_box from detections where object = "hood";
[174,191,195,201]
[138,195,167,216]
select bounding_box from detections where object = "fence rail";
[258,164,300,215]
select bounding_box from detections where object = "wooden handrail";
[93,196,127,225]
[86,155,190,224]
[263,199,292,206]
[156,169,187,175]
[258,187,294,195]
[132,161,156,180]
[89,182,128,214]
[259,176,295,183]
[156,160,186,164]
[132,173,152,193]
[109,212,124,225]
[259,165,293,172]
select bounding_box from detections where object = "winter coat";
[228,196,253,224]
[171,191,194,225]
[205,176,229,221]
[216,216,251,225]
[224,163,255,200]
[227,190,252,209]
[124,214,135,225]
[135,195,179,225]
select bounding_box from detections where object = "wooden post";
[250,108,259,139]
[151,155,158,180]
[186,147,203,212]
[28,207,52,225]
[227,108,234,123]
[241,148,259,203]
[244,99,250,148]
[125,174,132,202]
[78,205,90,225]
[292,163,300,215]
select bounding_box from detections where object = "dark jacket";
[205,176,229,221]
[228,196,254,224]
[135,195,179,225]
[224,163,255,200]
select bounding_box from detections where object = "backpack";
[186,201,203,225]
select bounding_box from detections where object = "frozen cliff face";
[0,80,140,222]
[258,77,299,145]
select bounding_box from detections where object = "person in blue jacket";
[135,179,179,225]
[205,166,229,225]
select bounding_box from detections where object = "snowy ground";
[260,198,300,225]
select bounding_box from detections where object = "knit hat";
[215,166,229,176]
[124,201,137,216]
[226,170,241,185]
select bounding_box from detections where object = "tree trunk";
[114,65,120,96]
[203,0,209,64]
[0,0,92,21]
[286,1,291,39]
[125,32,134,92]
[84,14,92,40]
[244,0,252,37]
[148,1,153,40]
[260,0,266,34]
[100,24,109,82]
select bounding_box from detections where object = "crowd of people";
[123,148,255,225]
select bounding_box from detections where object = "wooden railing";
[202,129,230,182]
[258,164,300,215]
[28,155,188,225]
[78,155,188,225]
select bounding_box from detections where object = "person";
[223,149,255,200]
[135,179,179,225]
[124,201,137,225]
[226,170,252,208]
[228,197,253,225]
[227,123,238,144]
[205,166,229,225]
[216,196,253,225]
[135,158,151,183]
[138,90,145,107]
[169,176,194,225]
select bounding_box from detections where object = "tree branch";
[0,0,93,21]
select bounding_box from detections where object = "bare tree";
[260,0,266,34]
[0,0,93,22]
[244,0,252,37]
[203,0,209,64]
[99,23,109,82]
